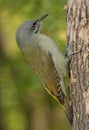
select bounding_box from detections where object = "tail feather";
[64,98,73,125]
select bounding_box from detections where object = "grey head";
[16,14,48,48]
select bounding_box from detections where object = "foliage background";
[0,0,71,130]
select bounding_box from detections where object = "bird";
[16,14,72,124]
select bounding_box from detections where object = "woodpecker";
[16,14,72,124]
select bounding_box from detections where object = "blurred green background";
[0,0,71,130]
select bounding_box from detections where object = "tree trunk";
[67,0,89,129]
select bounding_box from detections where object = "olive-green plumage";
[16,14,72,124]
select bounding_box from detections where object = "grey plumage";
[16,14,72,124]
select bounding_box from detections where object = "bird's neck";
[20,33,44,50]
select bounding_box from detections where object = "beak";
[33,14,48,25]
[38,14,48,21]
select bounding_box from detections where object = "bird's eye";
[31,21,37,30]
[31,25,35,30]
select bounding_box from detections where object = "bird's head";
[16,14,48,47]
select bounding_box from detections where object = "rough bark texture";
[67,0,89,130]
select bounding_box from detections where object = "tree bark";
[67,0,89,129]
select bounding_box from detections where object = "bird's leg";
[65,46,82,62]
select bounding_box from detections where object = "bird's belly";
[22,45,59,96]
